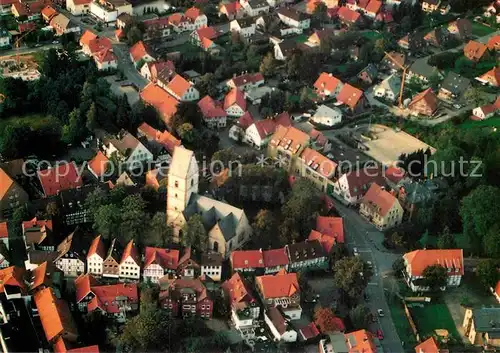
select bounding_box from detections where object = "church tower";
[166,147,199,241]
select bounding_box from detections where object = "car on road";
[353,247,359,256]
[376,329,384,340]
[377,309,384,317]
[366,261,373,269]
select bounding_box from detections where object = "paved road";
[112,43,149,89]
[332,199,404,353]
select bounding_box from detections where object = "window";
[175,181,179,187]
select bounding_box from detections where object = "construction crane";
[15,26,38,65]
[384,51,410,108]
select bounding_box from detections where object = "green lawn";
[291,34,308,43]
[460,115,500,130]
[388,300,418,349]
[471,22,496,37]
[167,42,202,58]
[409,302,462,342]
[0,114,56,132]
[362,31,383,40]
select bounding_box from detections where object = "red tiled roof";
[494,280,500,297]
[129,40,152,63]
[115,28,125,40]
[269,125,310,155]
[0,222,7,239]
[74,273,97,303]
[72,0,91,4]
[314,72,342,94]
[238,111,254,129]
[68,346,100,353]
[299,148,337,178]
[343,167,385,197]
[221,272,256,305]
[308,230,335,253]
[88,151,109,177]
[479,67,500,86]
[150,60,175,81]
[41,5,58,20]
[200,36,215,50]
[23,217,53,232]
[79,30,97,47]
[120,240,139,265]
[274,111,292,127]
[34,288,78,343]
[357,0,369,8]
[299,322,320,340]
[403,249,464,277]
[0,168,13,201]
[224,87,247,111]
[87,235,106,259]
[88,283,138,314]
[409,88,438,113]
[464,40,488,62]
[316,216,344,243]
[94,48,116,64]
[0,0,15,5]
[262,248,289,267]
[361,183,398,217]
[345,330,376,353]
[196,26,217,40]
[256,271,299,299]
[0,266,26,294]
[385,166,406,184]
[18,22,35,33]
[221,1,241,14]
[365,0,382,14]
[140,84,179,124]
[37,162,83,197]
[231,250,264,269]
[88,37,112,55]
[487,35,500,50]
[166,74,192,98]
[185,6,202,21]
[229,72,264,88]
[337,84,364,110]
[253,119,277,139]
[337,6,360,23]
[144,247,179,270]
[415,337,439,353]
[198,95,226,119]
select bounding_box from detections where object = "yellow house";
[359,183,403,230]
[463,307,500,348]
[267,125,310,172]
[292,148,337,194]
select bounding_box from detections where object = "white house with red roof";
[143,247,179,283]
[67,0,91,15]
[265,307,298,342]
[198,95,227,128]
[37,162,83,197]
[262,248,289,274]
[471,98,500,120]
[99,130,153,170]
[129,40,155,66]
[87,235,105,276]
[333,167,386,205]
[227,72,265,91]
[118,240,141,280]
[231,249,264,273]
[224,87,247,117]
[314,72,344,99]
[165,74,199,101]
[219,1,243,19]
[244,119,277,149]
[336,83,368,113]
[191,26,219,48]
[88,151,110,180]
[403,249,463,291]
[294,147,337,193]
[360,183,403,230]
[184,6,208,29]
[255,270,302,319]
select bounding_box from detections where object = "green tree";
[62,108,85,144]
[182,214,207,251]
[464,86,491,107]
[349,304,371,330]
[437,226,455,249]
[177,123,196,143]
[483,224,500,258]
[476,259,499,291]
[120,195,148,244]
[252,209,277,248]
[145,212,173,247]
[422,264,448,290]
[85,187,110,218]
[392,258,405,277]
[126,26,144,46]
[86,102,98,132]
[312,2,328,24]
[260,52,276,77]
[333,257,372,302]
[94,204,121,240]
[196,73,219,97]
[45,201,59,218]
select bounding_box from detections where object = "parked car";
[366,261,373,269]
[377,309,384,317]
[377,329,384,340]
[353,247,359,256]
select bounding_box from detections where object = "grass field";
[292,34,308,43]
[362,31,383,40]
[387,299,418,348]
[460,116,500,129]
[471,22,496,37]
[410,302,462,342]
[0,114,56,131]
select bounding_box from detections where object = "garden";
[470,21,496,37]
[409,302,462,343]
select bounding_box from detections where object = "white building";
[265,307,298,342]
[472,101,499,120]
[87,235,105,276]
[277,7,311,29]
[119,241,141,281]
[244,120,276,149]
[333,168,384,205]
[165,74,200,101]
[90,0,133,24]
[240,0,269,17]
[54,230,86,277]
[184,6,208,29]
[66,0,92,15]
[229,18,256,38]
[99,130,154,170]
[142,247,179,283]
[200,252,223,281]
[374,74,401,102]
[403,249,463,292]
[311,105,342,127]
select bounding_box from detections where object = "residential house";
[99,130,154,170]
[67,0,92,15]
[268,125,311,171]
[374,74,401,102]
[483,0,500,22]
[54,228,90,277]
[74,274,98,310]
[448,18,472,41]
[129,40,155,66]
[224,87,247,117]
[415,337,441,353]
[294,148,337,193]
[191,25,218,46]
[408,88,439,117]
[262,248,289,274]
[87,235,105,277]
[200,252,223,281]
[307,28,334,48]
[424,27,449,47]
[477,66,500,87]
[438,72,470,102]
[333,168,385,204]
[231,250,264,274]
[184,6,208,29]
[309,129,332,153]
[143,247,179,283]
[487,34,500,51]
[286,240,328,272]
[167,147,253,256]
[22,218,54,251]
[222,272,261,339]
[345,330,379,353]
[382,51,406,73]
[220,1,243,19]
[137,122,181,157]
[57,183,110,226]
[229,111,254,141]
[265,307,298,342]
[140,83,179,125]
[491,280,500,303]
[464,40,489,62]
[177,247,200,278]
[102,238,122,279]
[142,17,170,40]
[0,0,15,14]
[277,7,311,29]
[398,32,426,54]
[198,95,227,128]
[11,0,43,20]
[89,0,133,24]
[41,5,58,22]
[397,178,447,213]
[145,167,169,192]
[244,119,278,149]
[37,162,83,197]
[360,183,403,230]
[402,249,463,291]
[165,74,200,101]
[357,64,378,85]
[227,72,264,91]
[50,13,80,36]
[314,72,343,99]
[140,60,175,83]
[119,240,140,281]
[336,84,367,114]
[168,12,190,32]
[422,0,441,12]
[240,0,270,16]
[230,17,256,38]
[92,46,117,71]
[274,40,300,61]
[159,277,213,319]
[337,6,361,26]
[316,216,345,244]
[88,151,110,180]
[463,307,500,348]
[116,12,132,29]
[364,0,382,17]
[80,31,101,54]
[80,33,118,70]
[308,230,336,256]
[407,59,442,83]
[0,168,28,219]
[255,270,302,319]
[34,288,78,344]
[471,99,500,120]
